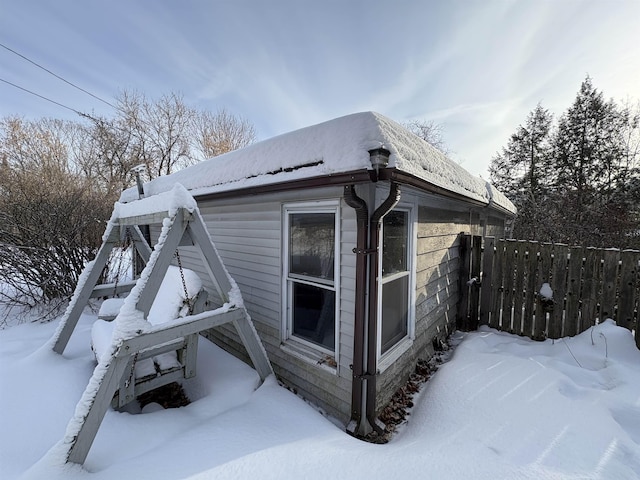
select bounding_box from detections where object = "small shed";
[121,112,516,435]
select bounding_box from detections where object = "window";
[284,204,338,353]
[379,209,413,356]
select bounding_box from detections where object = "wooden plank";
[580,247,600,331]
[116,357,137,408]
[52,225,120,354]
[456,234,471,330]
[512,241,527,335]
[548,244,568,339]
[522,241,539,338]
[489,239,505,330]
[233,312,275,380]
[616,250,639,331]
[66,355,130,464]
[128,225,153,264]
[600,249,620,321]
[135,209,187,317]
[564,246,584,337]
[533,243,552,340]
[468,235,482,331]
[479,236,495,326]
[117,308,244,354]
[90,280,137,298]
[501,239,518,333]
[187,212,233,302]
[181,333,199,379]
[116,211,171,226]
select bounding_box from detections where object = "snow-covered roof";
[120,112,515,213]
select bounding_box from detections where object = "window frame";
[282,201,340,359]
[376,205,416,367]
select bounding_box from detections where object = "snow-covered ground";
[1,308,639,479]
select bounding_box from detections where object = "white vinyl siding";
[173,187,355,422]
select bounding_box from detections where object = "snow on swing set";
[49,174,273,466]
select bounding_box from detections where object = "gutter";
[364,181,401,434]
[343,185,370,435]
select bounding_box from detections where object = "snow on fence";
[458,234,640,349]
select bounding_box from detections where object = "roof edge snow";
[119,112,516,214]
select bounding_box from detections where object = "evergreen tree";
[489,104,554,240]
[490,76,639,249]
[552,76,629,246]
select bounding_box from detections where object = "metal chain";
[174,249,194,315]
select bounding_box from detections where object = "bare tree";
[192,108,256,159]
[0,118,112,317]
[0,92,258,320]
[404,119,450,154]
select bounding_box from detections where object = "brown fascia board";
[381,168,517,217]
[193,170,373,202]
[193,167,515,217]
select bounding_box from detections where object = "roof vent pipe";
[368,147,390,182]
[131,164,147,200]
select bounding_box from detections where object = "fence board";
[549,244,568,339]
[534,243,552,340]
[512,241,527,335]
[489,239,505,330]
[479,237,495,326]
[522,241,539,338]
[469,235,482,331]
[564,246,584,337]
[617,250,639,331]
[457,234,471,330]
[467,237,639,349]
[502,240,518,333]
[600,249,620,320]
[580,248,600,331]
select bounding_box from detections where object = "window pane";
[289,213,335,281]
[382,210,408,277]
[292,282,335,350]
[381,275,409,354]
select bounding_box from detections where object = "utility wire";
[0,77,93,119]
[0,42,117,109]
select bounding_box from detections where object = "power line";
[0,77,93,119]
[0,42,117,109]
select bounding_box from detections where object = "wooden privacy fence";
[458,234,640,349]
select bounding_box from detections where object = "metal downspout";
[365,181,401,433]
[343,185,369,435]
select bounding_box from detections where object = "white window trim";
[282,201,341,364]
[377,204,416,371]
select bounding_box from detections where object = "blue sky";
[1,0,639,177]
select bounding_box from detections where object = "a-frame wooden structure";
[51,186,273,465]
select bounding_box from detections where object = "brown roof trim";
[381,168,516,217]
[193,166,515,217]
[194,170,373,202]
